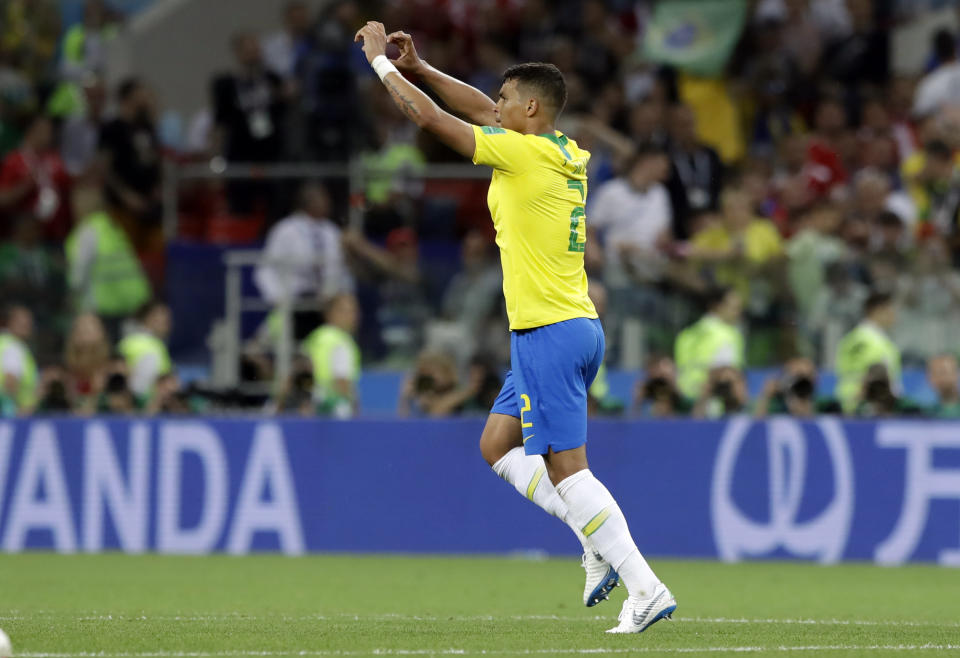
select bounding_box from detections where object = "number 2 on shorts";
[520,393,533,429]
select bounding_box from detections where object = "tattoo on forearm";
[384,78,421,121]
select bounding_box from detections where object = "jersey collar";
[538,131,567,145]
[539,131,572,159]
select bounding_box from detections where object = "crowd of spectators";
[3,0,960,419]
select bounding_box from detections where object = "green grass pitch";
[1,554,959,657]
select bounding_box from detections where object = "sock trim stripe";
[526,466,546,500]
[582,506,612,537]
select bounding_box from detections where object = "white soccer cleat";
[605,582,677,634]
[582,550,619,607]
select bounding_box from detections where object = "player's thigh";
[479,413,523,465]
[480,370,523,465]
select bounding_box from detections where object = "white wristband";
[372,55,398,82]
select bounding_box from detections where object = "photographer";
[36,367,72,414]
[399,351,503,418]
[398,350,459,418]
[96,363,137,415]
[275,357,317,416]
[854,363,923,418]
[633,355,692,418]
[693,366,749,419]
[754,356,841,417]
[926,354,960,418]
[145,373,199,416]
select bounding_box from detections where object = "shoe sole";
[585,567,620,607]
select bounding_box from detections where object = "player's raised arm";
[355,22,476,159]
[387,31,498,127]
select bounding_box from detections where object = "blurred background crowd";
[3,0,960,419]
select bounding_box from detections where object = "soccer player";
[354,22,676,634]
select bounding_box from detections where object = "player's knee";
[544,447,589,485]
[545,461,577,485]
[479,413,523,466]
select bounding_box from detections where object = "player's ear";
[526,97,538,117]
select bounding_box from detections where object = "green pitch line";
[1,554,959,657]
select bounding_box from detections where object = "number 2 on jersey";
[566,180,586,253]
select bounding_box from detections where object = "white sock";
[555,469,661,598]
[492,447,590,551]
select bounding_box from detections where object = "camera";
[643,376,672,399]
[784,374,815,399]
[707,368,744,414]
[41,379,70,412]
[712,380,733,402]
[414,373,436,394]
[292,370,313,393]
[105,372,129,394]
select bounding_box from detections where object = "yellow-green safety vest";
[48,23,120,117]
[118,331,172,397]
[675,315,744,399]
[363,144,426,204]
[65,211,151,317]
[0,332,37,411]
[835,322,901,413]
[301,325,360,406]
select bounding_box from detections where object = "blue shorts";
[490,317,605,456]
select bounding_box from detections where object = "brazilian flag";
[642,0,748,77]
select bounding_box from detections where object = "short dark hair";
[816,93,845,110]
[502,63,567,116]
[702,286,734,313]
[876,210,903,229]
[297,180,330,209]
[624,142,667,172]
[135,299,167,322]
[934,29,956,62]
[117,77,142,103]
[20,112,50,135]
[864,290,894,315]
[925,139,952,160]
[634,141,668,160]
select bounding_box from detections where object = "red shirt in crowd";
[0,147,73,240]
[805,139,848,198]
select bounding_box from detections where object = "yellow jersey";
[692,217,783,300]
[472,125,598,330]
